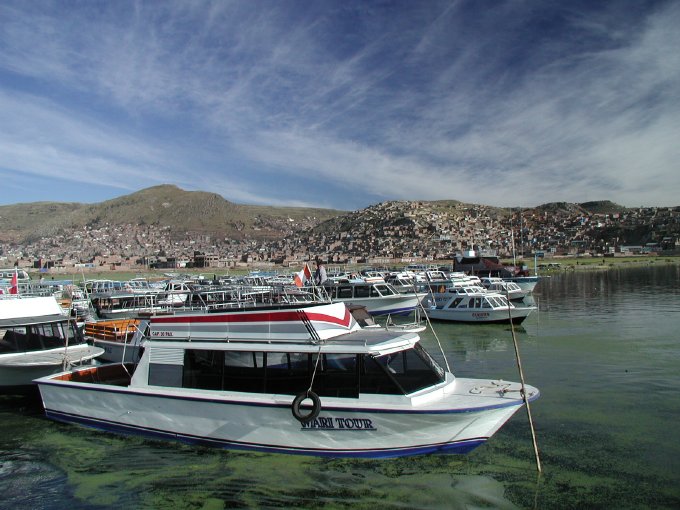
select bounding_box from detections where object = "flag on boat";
[9,268,18,294]
[294,263,312,288]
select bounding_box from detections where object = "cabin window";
[449,297,463,309]
[0,321,82,354]
[374,284,394,296]
[338,286,353,299]
[316,354,359,398]
[359,354,402,394]
[177,347,447,398]
[149,363,183,387]
[178,349,364,397]
[365,344,445,395]
[183,350,224,390]
[222,351,266,392]
[354,285,370,298]
[265,352,312,394]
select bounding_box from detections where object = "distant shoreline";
[22,255,679,281]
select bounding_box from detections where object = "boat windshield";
[369,343,445,394]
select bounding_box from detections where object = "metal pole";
[507,288,542,473]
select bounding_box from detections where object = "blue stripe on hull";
[369,307,416,317]
[428,316,528,325]
[44,409,487,458]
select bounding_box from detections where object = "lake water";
[1,264,679,509]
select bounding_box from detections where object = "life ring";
[292,391,321,423]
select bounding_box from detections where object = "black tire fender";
[291,391,321,423]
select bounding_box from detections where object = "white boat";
[479,277,529,302]
[84,318,147,363]
[504,275,541,293]
[35,301,539,458]
[426,287,535,324]
[322,278,421,316]
[0,295,103,393]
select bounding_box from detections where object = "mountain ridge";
[0,185,639,245]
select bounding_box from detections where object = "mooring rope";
[306,341,323,394]
[415,279,451,372]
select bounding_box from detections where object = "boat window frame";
[365,343,445,395]
[0,319,83,354]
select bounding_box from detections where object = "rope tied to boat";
[469,380,512,395]
[307,341,323,394]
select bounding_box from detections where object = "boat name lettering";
[151,331,174,337]
[300,417,376,430]
[472,312,490,318]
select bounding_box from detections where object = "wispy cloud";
[0,0,678,208]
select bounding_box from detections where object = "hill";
[0,185,343,244]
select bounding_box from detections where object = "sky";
[1,0,679,211]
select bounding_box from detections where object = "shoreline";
[21,255,679,282]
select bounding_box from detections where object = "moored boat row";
[1,266,540,459]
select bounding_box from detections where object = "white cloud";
[0,0,678,208]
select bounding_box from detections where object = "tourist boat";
[479,277,529,302]
[0,295,103,394]
[425,287,536,324]
[35,301,539,458]
[321,277,421,316]
[84,318,147,363]
[91,291,159,319]
[504,275,541,293]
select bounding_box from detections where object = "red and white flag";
[9,268,19,295]
[294,263,312,288]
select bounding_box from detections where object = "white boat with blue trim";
[35,302,539,458]
[426,286,536,325]
[0,295,103,394]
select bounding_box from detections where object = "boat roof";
[0,296,67,327]
[146,328,420,356]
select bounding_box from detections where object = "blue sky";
[1,0,678,210]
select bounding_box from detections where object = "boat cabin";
[0,297,86,354]
[442,293,512,311]
[65,331,447,400]
[323,280,400,300]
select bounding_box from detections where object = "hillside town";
[1,201,678,274]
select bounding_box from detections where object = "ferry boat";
[35,302,539,458]
[321,278,421,316]
[0,295,103,394]
[479,277,529,302]
[504,275,541,293]
[426,287,535,325]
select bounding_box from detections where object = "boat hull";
[92,339,143,363]
[334,295,421,317]
[36,373,537,458]
[504,276,540,293]
[426,307,534,324]
[0,344,103,391]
